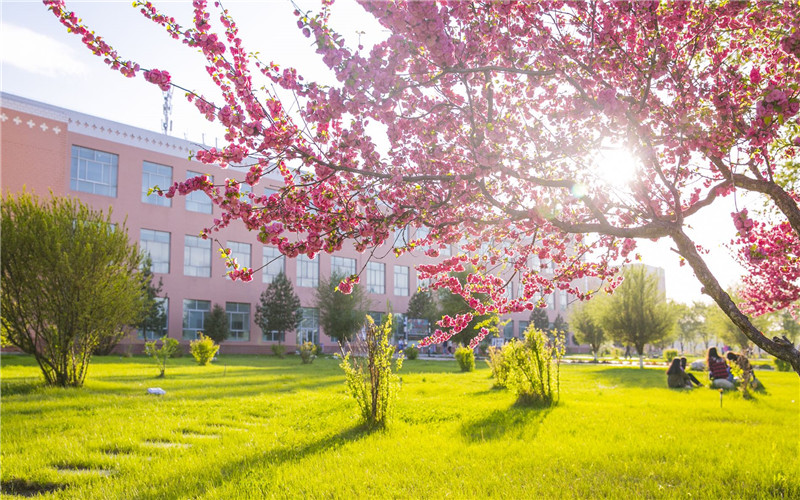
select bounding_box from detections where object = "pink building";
[1,93,588,353]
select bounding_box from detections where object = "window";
[185,171,213,213]
[369,311,385,326]
[417,271,431,290]
[392,227,407,248]
[297,254,319,287]
[226,302,250,341]
[504,320,515,339]
[366,262,385,294]
[264,187,278,199]
[297,307,319,344]
[70,145,118,197]
[141,161,172,206]
[332,256,356,277]
[262,246,285,284]
[559,289,568,311]
[182,299,210,339]
[547,293,555,309]
[394,265,409,296]
[239,183,252,201]
[518,320,530,339]
[262,329,284,342]
[440,244,451,257]
[506,282,516,300]
[226,241,251,269]
[140,229,170,274]
[184,235,211,277]
[140,297,168,340]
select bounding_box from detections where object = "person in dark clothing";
[679,357,703,387]
[666,358,695,388]
[707,347,734,389]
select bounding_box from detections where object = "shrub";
[270,344,287,358]
[339,315,403,429]
[663,349,679,363]
[486,345,510,388]
[404,345,419,360]
[611,347,622,359]
[203,304,229,344]
[144,336,180,377]
[189,333,219,366]
[455,346,476,372]
[774,357,791,372]
[504,327,565,407]
[299,342,316,364]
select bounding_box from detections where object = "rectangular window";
[507,282,516,300]
[417,271,431,290]
[140,229,170,274]
[392,227,407,248]
[226,241,251,269]
[297,307,319,344]
[262,246,285,284]
[440,244,451,257]
[366,262,385,294]
[369,311,385,326]
[518,320,530,339]
[182,299,210,339]
[559,289,568,311]
[139,297,168,340]
[185,171,213,213]
[297,254,319,288]
[332,256,356,277]
[70,145,118,197]
[226,302,250,341]
[504,320,515,339]
[547,293,555,309]
[394,265,409,296]
[141,161,172,206]
[184,235,211,277]
[262,330,284,342]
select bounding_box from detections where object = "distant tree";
[551,314,568,337]
[692,303,715,351]
[316,272,369,345]
[406,289,440,328]
[774,309,800,346]
[1,193,147,387]
[255,271,302,344]
[675,301,705,353]
[598,266,676,368]
[569,301,605,361]
[203,304,229,344]
[707,290,772,352]
[529,307,550,332]
[438,268,498,347]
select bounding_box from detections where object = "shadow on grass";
[0,478,67,496]
[460,404,552,442]
[0,378,46,397]
[591,367,665,389]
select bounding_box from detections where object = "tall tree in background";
[569,301,605,361]
[202,304,230,344]
[316,272,369,345]
[530,308,550,332]
[599,267,676,368]
[675,301,706,354]
[707,290,772,352]
[46,1,800,373]
[1,193,147,387]
[255,271,302,344]
[406,289,440,329]
[774,309,800,346]
[551,314,568,337]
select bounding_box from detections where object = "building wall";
[1,93,589,354]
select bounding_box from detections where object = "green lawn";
[1,354,798,498]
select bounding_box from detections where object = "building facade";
[1,93,588,353]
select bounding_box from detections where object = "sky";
[0,0,751,303]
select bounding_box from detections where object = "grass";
[1,354,798,498]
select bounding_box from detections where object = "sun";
[592,146,639,189]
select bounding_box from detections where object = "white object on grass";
[147,387,166,395]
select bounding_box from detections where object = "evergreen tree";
[437,268,499,347]
[203,303,229,344]
[406,289,440,330]
[530,307,550,332]
[316,272,370,345]
[255,271,302,343]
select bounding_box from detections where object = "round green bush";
[455,347,475,372]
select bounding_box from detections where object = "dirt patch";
[1,479,66,497]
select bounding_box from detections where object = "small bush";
[404,345,419,360]
[663,349,679,363]
[313,343,324,356]
[144,336,180,377]
[504,326,565,407]
[774,358,791,372]
[189,333,219,366]
[611,347,622,359]
[270,344,286,358]
[455,347,475,372]
[486,345,510,388]
[339,315,403,429]
[299,342,316,364]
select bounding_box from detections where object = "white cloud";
[1,23,87,77]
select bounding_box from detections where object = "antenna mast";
[161,87,173,135]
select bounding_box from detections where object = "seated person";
[726,351,760,390]
[707,347,735,389]
[666,357,696,388]
[679,357,703,387]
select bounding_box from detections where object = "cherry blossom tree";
[43,0,800,373]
